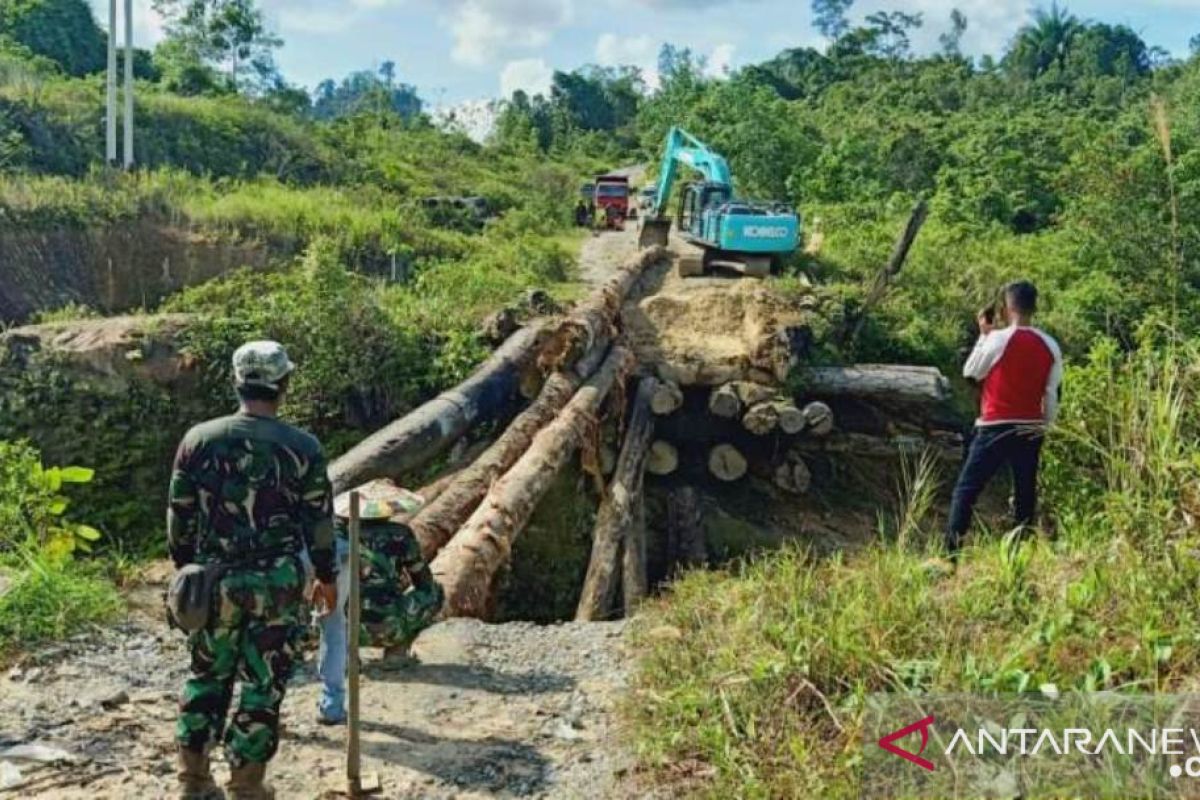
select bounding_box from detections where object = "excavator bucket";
[638,217,671,249]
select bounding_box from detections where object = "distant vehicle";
[639,126,800,277]
[638,185,656,210]
[594,174,631,228]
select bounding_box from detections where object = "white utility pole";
[105,0,117,164]
[122,0,134,168]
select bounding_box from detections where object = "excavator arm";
[645,126,733,220]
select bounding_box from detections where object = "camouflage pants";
[361,581,444,649]
[176,556,304,768]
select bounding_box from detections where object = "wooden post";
[346,491,362,797]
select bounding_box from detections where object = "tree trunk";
[839,198,929,347]
[802,401,835,436]
[576,377,658,621]
[330,323,547,493]
[407,368,583,560]
[622,489,648,614]
[743,402,779,436]
[708,444,748,482]
[332,246,666,494]
[708,384,742,419]
[792,431,962,460]
[799,365,949,406]
[775,402,807,435]
[432,346,635,618]
[646,440,679,476]
[650,380,684,415]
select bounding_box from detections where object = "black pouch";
[166,562,225,633]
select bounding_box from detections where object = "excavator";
[638,126,800,277]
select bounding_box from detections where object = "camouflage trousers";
[176,555,305,768]
[361,581,444,649]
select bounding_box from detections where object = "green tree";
[312,63,423,121]
[152,0,282,92]
[812,0,854,43]
[863,11,923,61]
[939,9,968,57]
[0,0,104,76]
[1004,2,1082,80]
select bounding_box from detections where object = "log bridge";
[329,247,958,622]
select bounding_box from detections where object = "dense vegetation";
[0,3,1198,794]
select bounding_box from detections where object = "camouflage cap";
[232,340,295,390]
[334,479,425,521]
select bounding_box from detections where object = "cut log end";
[651,380,684,416]
[775,402,807,435]
[708,444,748,482]
[708,384,742,419]
[647,440,679,476]
[773,453,812,495]
[742,402,780,436]
[802,401,835,437]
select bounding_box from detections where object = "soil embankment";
[0,221,269,323]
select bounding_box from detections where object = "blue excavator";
[638,126,800,277]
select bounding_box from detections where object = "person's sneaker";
[316,710,346,726]
[920,557,956,578]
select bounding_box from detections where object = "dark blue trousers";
[945,424,1044,554]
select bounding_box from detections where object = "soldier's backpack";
[166,563,225,633]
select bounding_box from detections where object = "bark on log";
[802,401,835,437]
[793,431,962,460]
[432,346,635,618]
[708,444,748,482]
[799,365,950,405]
[330,324,546,493]
[775,402,807,435]
[743,402,780,436]
[622,489,648,614]
[733,381,776,407]
[333,246,666,495]
[576,377,658,621]
[708,384,742,419]
[651,380,684,415]
[408,368,583,560]
[646,440,679,476]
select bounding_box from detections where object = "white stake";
[346,491,362,796]
[105,0,116,164]
[122,0,133,169]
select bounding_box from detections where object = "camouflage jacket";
[336,519,437,597]
[167,412,336,581]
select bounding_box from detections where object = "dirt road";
[0,578,634,799]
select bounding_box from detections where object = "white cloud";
[445,0,574,66]
[499,57,554,97]
[595,33,661,89]
[854,0,1029,56]
[92,0,166,47]
[707,42,736,76]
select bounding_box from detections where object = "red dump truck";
[594,174,630,230]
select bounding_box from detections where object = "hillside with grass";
[0,0,1198,797]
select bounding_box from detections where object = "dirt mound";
[624,256,816,386]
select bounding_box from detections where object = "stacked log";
[433,347,636,618]
[331,245,667,495]
[576,376,658,621]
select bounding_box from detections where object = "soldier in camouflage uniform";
[338,483,444,654]
[168,340,338,800]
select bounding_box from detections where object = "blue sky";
[94,0,1198,109]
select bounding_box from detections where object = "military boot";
[177,746,225,800]
[227,762,276,800]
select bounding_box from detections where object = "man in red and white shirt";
[945,281,1063,555]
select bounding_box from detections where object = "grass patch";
[628,340,1200,798]
[0,559,123,660]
